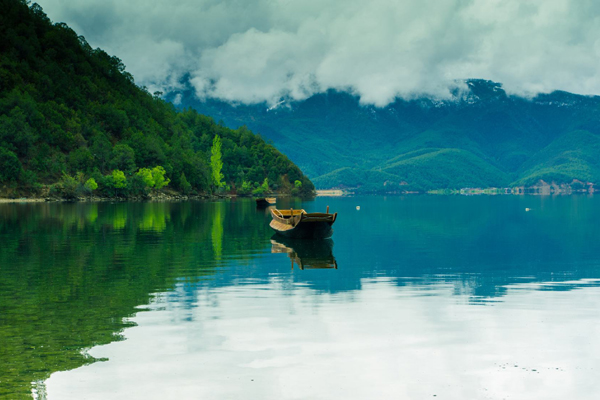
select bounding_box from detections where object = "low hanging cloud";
[40,0,600,106]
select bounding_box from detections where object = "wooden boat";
[271,236,337,270]
[269,206,337,239]
[255,197,276,208]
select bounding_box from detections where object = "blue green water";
[1,196,600,399]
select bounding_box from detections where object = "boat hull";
[269,208,337,239]
[270,219,334,239]
[256,197,276,208]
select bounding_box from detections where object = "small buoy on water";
[356,206,360,210]
[525,208,531,212]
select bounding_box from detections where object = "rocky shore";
[0,190,238,203]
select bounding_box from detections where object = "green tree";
[110,144,136,173]
[291,179,303,196]
[104,169,128,197]
[112,170,127,189]
[19,170,40,193]
[0,147,22,182]
[151,166,170,190]
[68,148,94,173]
[136,168,154,188]
[89,134,112,172]
[210,135,224,189]
[180,172,192,195]
[84,177,98,192]
[83,177,98,198]
[97,104,129,137]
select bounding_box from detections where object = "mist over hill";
[170,80,600,192]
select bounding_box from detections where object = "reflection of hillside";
[0,200,272,398]
[271,236,338,270]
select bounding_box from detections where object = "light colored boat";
[269,206,337,239]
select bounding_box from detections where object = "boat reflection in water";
[271,235,338,270]
[255,197,276,208]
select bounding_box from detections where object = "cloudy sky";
[39,0,600,106]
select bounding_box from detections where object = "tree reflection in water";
[0,200,270,399]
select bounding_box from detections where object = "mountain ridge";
[170,79,600,192]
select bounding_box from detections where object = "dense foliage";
[178,79,600,192]
[0,0,314,197]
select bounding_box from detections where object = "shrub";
[56,172,79,199]
[133,166,170,194]
[84,177,98,193]
[136,168,154,188]
[237,180,253,196]
[252,178,269,196]
[112,170,127,189]
[152,166,170,190]
[291,179,303,196]
[102,169,127,197]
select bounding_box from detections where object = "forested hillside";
[176,79,600,192]
[0,0,314,198]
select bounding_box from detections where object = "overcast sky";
[39,0,600,106]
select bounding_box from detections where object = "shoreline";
[0,193,234,204]
[0,191,309,204]
[0,198,47,203]
[1,190,596,204]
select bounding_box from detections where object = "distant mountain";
[170,80,600,192]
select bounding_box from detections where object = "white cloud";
[39,0,600,106]
[172,93,182,105]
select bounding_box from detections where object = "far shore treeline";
[0,0,314,199]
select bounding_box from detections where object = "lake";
[2,195,600,399]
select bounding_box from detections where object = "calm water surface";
[1,196,600,399]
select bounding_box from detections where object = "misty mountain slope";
[378,129,490,168]
[381,149,511,190]
[171,80,600,191]
[514,130,600,186]
[313,148,511,192]
[311,167,402,191]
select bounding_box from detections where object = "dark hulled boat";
[255,197,276,208]
[269,207,337,239]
